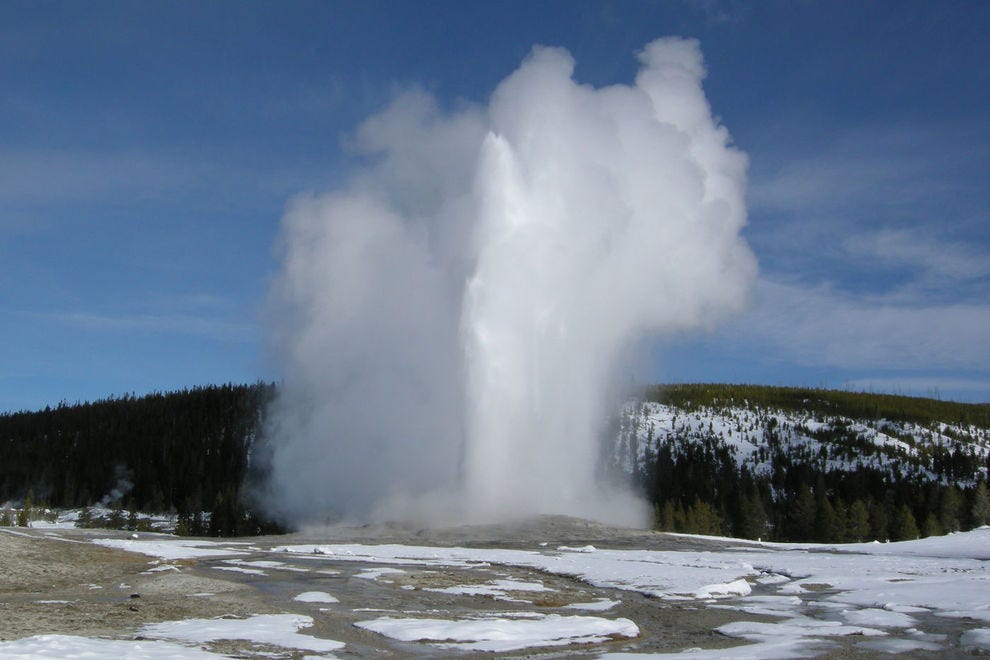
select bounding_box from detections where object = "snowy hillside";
[611,385,990,543]
[617,399,990,483]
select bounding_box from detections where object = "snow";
[426,578,553,600]
[92,537,246,560]
[226,559,308,572]
[141,613,345,654]
[694,578,752,599]
[270,527,990,655]
[564,598,620,611]
[23,522,982,656]
[354,613,638,652]
[618,400,990,483]
[716,617,886,640]
[27,520,76,530]
[294,591,339,603]
[210,565,267,576]
[352,566,407,580]
[0,635,224,658]
[856,637,943,653]
[960,628,990,651]
[838,607,916,628]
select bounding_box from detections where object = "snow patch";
[354,613,638,652]
[141,613,344,654]
[92,537,246,560]
[294,591,339,604]
[0,635,223,658]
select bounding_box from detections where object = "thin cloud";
[0,146,337,216]
[749,122,988,224]
[45,310,256,344]
[732,278,990,372]
[845,229,990,285]
[0,149,194,204]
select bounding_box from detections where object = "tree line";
[0,383,281,536]
[2,381,988,541]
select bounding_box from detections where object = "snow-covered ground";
[3,523,989,657]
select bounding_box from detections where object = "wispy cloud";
[849,229,989,280]
[750,122,987,218]
[0,146,337,224]
[0,149,194,204]
[42,310,256,344]
[732,278,990,373]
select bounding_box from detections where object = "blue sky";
[2,0,988,411]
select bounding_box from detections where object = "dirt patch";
[0,528,276,643]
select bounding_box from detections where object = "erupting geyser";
[264,38,756,527]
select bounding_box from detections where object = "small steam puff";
[264,38,756,527]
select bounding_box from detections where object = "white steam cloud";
[264,38,756,527]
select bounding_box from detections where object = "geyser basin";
[264,37,756,527]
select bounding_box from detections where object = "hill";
[612,384,990,542]
[1,382,988,540]
[0,383,278,535]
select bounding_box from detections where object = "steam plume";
[264,38,756,526]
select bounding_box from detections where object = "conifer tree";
[686,499,722,535]
[815,498,844,543]
[922,513,941,538]
[971,480,990,528]
[892,504,919,541]
[16,491,33,527]
[789,486,817,541]
[868,498,889,541]
[939,487,962,533]
[847,499,870,542]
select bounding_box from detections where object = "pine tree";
[922,513,941,538]
[869,498,889,542]
[789,486,817,541]
[971,480,990,528]
[939,487,962,533]
[815,498,844,543]
[686,499,722,535]
[16,491,33,527]
[847,499,870,542]
[737,491,767,540]
[657,501,677,531]
[892,504,919,541]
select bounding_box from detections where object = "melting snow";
[141,613,344,654]
[0,635,223,658]
[75,524,990,656]
[354,613,638,652]
[92,537,246,560]
[294,590,339,603]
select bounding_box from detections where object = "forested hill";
[643,383,990,429]
[2,382,989,540]
[0,383,276,534]
[613,384,990,543]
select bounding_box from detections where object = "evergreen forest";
[2,382,989,541]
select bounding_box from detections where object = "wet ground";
[1,517,984,657]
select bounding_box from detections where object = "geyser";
[264,38,756,527]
